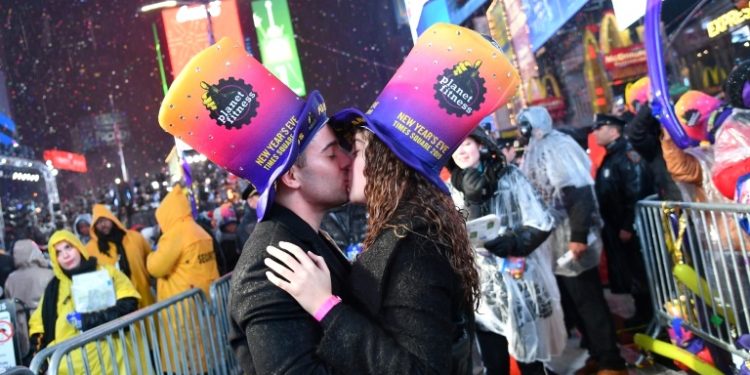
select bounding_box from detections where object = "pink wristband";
[313,295,342,322]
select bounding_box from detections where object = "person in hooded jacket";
[714,60,750,202]
[518,107,627,375]
[147,184,219,373]
[28,230,140,375]
[5,239,54,363]
[86,204,155,309]
[73,213,92,245]
[450,127,563,375]
[5,239,53,310]
[0,247,13,297]
[148,185,219,300]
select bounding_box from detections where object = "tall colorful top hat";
[625,77,650,113]
[330,23,520,193]
[674,90,722,143]
[158,37,328,219]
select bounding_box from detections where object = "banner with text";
[44,150,88,173]
[251,0,306,96]
[162,0,244,77]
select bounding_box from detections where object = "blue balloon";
[645,0,698,149]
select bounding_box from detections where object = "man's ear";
[278,165,302,190]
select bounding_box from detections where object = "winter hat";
[724,60,750,110]
[674,90,722,143]
[329,23,520,193]
[158,37,328,219]
[625,77,650,113]
[214,203,238,230]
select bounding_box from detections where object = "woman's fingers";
[266,245,300,269]
[264,257,293,281]
[278,241,316,269]
[266,271,289,290]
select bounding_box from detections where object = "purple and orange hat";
[158,38,327,219]
[329,23,520,193]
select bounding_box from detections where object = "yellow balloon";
[673,264,736,325]
[634,334,723,375]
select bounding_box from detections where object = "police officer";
[592,113,654,326]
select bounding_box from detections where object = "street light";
[140,1,179,13]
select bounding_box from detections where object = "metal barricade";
[2,366,34,374]
[635,199,750,365]
[28,344,57,374]
[209,273,240,375]
[30,288,222,375]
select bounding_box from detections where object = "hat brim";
[329,108,449,194]
[256,90,329,220]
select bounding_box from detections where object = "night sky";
[0,0,413,196]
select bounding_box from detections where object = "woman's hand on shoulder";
[265,241,333,316]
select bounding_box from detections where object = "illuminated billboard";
[251,0,306,96]
[523,0,588,51]
[162,0,244,77]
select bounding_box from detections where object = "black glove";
[484,226,551,258]
[483,234,516,258]
[461,168,498,204]
[80,297,138,331]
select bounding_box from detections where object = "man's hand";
[569,241,587,260]
[619,229,633,242]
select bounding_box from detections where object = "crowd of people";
[0,23,748,375]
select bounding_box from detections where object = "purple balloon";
[645,0,698,149]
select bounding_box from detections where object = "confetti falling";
[0,0,413,196]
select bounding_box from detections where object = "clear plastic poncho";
[519,107,603,277]
[712,109,750,201]
[473,165,566,362]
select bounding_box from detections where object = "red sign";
[0,320,12,343]
[43,150,88,173]
[604,44,647,81]
[161,0,244,77]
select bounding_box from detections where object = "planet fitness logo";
[433,60,487,117]
[201,77,259,130]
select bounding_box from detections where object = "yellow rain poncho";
[87,204,155,308]
[148,185,219,373]
[29,230,140,375]
[148,185,218,300]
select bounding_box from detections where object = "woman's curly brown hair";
[360,130,479,309]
